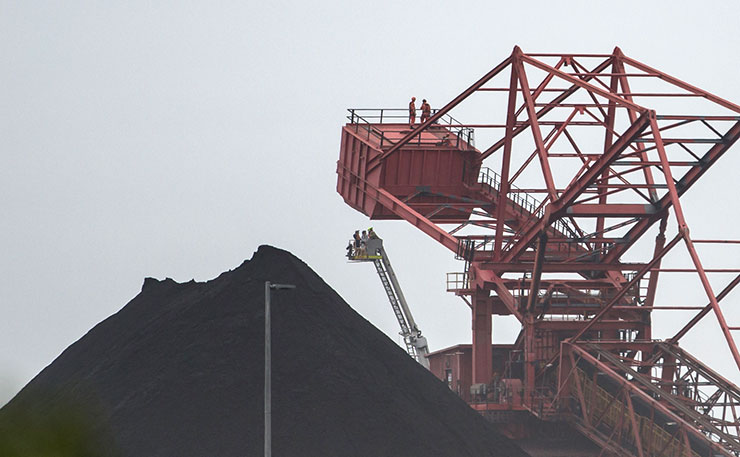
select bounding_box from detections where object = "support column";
[660,353,677,394]
[642,217,666,373]
[472,290,492,385]
[524,314,536,404]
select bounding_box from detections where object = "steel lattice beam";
[336,45,740,457]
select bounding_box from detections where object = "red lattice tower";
[337,47,740,457]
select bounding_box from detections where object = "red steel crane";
[337,46,740,457]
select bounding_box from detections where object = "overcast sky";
[3,1,740,406]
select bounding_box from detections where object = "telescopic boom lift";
[347,232,430,369]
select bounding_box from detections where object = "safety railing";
[657,342,740,444]
[446,272,469,292]
[345,109,395,148]
[573,343,740,457]
[347,108,475,149]
[455,237,490,261]
[574,367,704,457]
[623,271,650,305]
[477,167,580,240]
[455,169,584,261]
[527,386,562,420]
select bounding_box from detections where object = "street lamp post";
[264,281,295,457]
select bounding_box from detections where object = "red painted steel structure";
[337,47,740,456]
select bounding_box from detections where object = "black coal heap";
[1,245,529,457]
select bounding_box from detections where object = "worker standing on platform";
[408,97,417,126]
[360,230,369,257]
[420,99,431,123]
[346,240,354,258]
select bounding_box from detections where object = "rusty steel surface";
[336,46,740,457]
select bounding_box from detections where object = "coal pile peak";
[0,245,529,457]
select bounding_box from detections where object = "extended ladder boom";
[348,235,430,368]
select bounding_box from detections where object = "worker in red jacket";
[420,99,431,123]
[408,97,417,126]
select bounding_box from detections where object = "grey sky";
[2,1,740,405]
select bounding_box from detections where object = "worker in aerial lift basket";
[365,228,382,257]
[352,230,366,257]
[359,230,369,257]
[352,230,362,256]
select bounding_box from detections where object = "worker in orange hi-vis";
[420,99,431,123]
[408,97,417,126]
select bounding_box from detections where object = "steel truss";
[336,46,740,456]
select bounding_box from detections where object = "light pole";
[264,281,295,457]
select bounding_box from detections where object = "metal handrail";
[477,167,580,240]
[454,167,586,260]
[579,344,740,456]
[347,108,475,148]
[346,109,395,148]
[446,272,469,291]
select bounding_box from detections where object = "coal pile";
[0,246,529,457]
